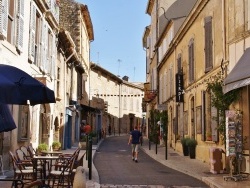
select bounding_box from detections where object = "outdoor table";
[32,155,59,183]
[41,150,62,156]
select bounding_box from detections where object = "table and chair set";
[7,145,84,188]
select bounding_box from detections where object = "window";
[201,90,218,142]
[188,38,194,83]
[7,0,15,44]
[204,16,213,72]
[1,0,24,51]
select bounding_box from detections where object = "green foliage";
[207,75,241,142]
[186,138,197,147]
[181,137,190,146]
[149,109,168,143]
[52,141,61,149]
[37,143,48,152]
[89,132,97,137]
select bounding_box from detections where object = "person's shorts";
[131,144,139,152]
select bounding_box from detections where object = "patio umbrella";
[0,64,56,105]
[0,104,17,132]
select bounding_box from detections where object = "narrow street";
[94,135,209,187]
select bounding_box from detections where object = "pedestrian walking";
[128,126,142,163]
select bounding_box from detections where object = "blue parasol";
[0,104,16,132]
[0,64,56,105]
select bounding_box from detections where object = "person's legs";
[131,144,135,160]
[134,144,139,162]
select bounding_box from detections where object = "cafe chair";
[47,154,77,187]
[20,146,32,160]
[16,149,33,168]
[9,151,35,186]
[27,144,38,157]
[16,149,44,180]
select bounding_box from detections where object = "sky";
[77,0,150,82]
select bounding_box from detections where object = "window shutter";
[29,2,36,62]
[16,0,24,51]
[1,0,8,37]
[40,19,47,71]
[51,34,56,77]
[204,16,213,71]
[211,106,218,142]
[188,40,194,83]
[201,91,206,141]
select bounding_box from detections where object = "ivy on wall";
[149,109,168,143]
[207,75,241,142]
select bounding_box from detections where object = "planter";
[188,146,196,159]
[181,137,190,156]
[182,144,189,156]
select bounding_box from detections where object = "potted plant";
[52,141,61,151]
[186,138,197,159]
[181,137,190,156]
[37,143,48,154]
[206,132,212,141]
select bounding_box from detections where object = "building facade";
[144,0,250,173]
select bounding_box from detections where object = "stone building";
[143,0,250,173]
[89,62,145,139]
[0,0,59,169]
[59,0,94,148]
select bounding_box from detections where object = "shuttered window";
[188,38,194,83]
[16,0,24,51]
[177,54,182,74]
[204,16,213,72]
[29,2,36,63]
[1,0,8,38]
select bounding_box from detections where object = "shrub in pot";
[186,138,197,159]
[37,143,48,154]
[52,141,61,151]
[181,137,190,156]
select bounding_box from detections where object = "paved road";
[94,135,209,187]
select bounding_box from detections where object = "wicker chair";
[9,151,35,186]
[47,153,77,187]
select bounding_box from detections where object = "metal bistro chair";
[9,151,35,186]
[47,153,77,187]
[20,146,32,160]
[16,149,43,180]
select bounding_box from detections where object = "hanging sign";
[176,73,184,102]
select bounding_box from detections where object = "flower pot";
[182,144,189,156]
[188,146,196,159]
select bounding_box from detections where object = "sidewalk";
[140,139,250,188]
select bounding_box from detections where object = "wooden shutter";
[211,106,218,142]
[16,0,24,51]
[51,34,56,77]
[29,2,36,62]
[189,39,194,82]
[1,0,8,37]
[177,54,182,73]
[201,91,206,141]
[204,16,213,71]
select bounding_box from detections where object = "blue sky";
[77,0,150,82]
